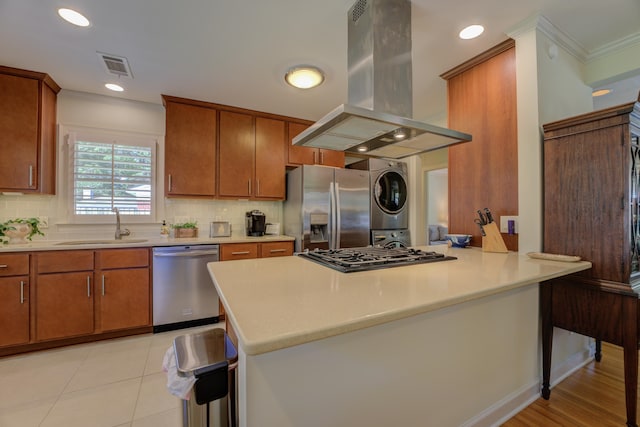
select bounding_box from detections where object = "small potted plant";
[0,217,44,244]
[171,221,198,238]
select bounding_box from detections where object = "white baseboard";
[460,347,593,427]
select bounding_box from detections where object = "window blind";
[71,139,152,216]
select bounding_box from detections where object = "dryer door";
[374,170,407,214]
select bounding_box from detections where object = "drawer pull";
[20,281,26,304]
[231,251,250,255]
[270,249,286,253]
[0,264,7,268]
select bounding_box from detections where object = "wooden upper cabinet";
[441,40,518,251]
[163,96,217,198]
[218,112,287,199]
[0,66,59,194]
[219,111,255,198]
[287,122,345,168]
[255,117,286,199]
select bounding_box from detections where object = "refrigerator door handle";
[329,181,337,250]
[334,182,341,249]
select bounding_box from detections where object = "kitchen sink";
[55,239,148,245]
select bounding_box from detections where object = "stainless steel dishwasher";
[152,245,220,333]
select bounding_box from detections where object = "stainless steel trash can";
[174,328,238,427]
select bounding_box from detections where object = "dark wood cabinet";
[0,65,59,194]
[541,99,640,427]
[287,121,345,168]
[163,96,217,198]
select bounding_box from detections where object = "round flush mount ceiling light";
[105,83,124,92]
[459,24,484,40]
[58,8,90,27]
[592,89,611,97]
[285,66,325,89]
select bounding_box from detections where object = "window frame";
[64,126,159,224]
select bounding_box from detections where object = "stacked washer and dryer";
[348,158,411,248]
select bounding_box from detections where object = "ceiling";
[1,0,639,123]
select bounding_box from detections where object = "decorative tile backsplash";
[0,194,283,241]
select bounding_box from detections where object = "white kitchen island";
[207,246,591,427]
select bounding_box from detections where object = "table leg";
[595,339,602,362]
[622,296,638,427]
[540,282,553,400]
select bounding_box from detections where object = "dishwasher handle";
[153,250,219,258]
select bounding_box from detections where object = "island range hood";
[292,0,471,159]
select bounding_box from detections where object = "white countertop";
[0,234,294,252]
[208,246,591,356]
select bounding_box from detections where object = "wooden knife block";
[482,222,508,253]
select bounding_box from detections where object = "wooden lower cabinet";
[220,242,260,261]
[0,276,30,347]
[96,248,150,332]
[36,271,95,341]
[260,241,294,258]
[98,268,150,332]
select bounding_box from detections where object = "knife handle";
[484,208,494,223]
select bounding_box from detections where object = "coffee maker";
[246,210,266,236]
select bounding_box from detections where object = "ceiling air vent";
[97,52,133,79]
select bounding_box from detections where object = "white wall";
[0,90,283,240]
[425,168,448,226]
[508,14,595,397]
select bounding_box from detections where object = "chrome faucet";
[112,207,131,240]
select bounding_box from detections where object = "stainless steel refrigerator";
[284,165,370,252]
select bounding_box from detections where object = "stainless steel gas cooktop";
[297,246,456,273]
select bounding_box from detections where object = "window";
[67,128,157,223]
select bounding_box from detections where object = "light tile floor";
[0,324,222,427]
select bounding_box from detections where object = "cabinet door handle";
[28,165,33,187]
[256,179,260,196]
[87,276,91,297]
[20,280,26,304]
[313,151,317,164]
[0,264,7,269]
[248,180,251,194]
[231,251,250,255]
[102,275,105,296]
[168,174,173,192]
[320,151,324,164]
[270,249,286,253]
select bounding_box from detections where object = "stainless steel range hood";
[292,0,471,159]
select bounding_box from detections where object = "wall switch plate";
[499,216,518,234]
[38,216,49,229]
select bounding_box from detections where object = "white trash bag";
[163,345,196,400]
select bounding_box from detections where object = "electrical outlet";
[38,216,49,229]
[499,216,518,234]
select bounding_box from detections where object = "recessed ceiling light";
[285,66,325,89]
[459,25,484,40]
[57,8,90,27]
[357,146,368,152]
[592,89,611,97]
[105,83,124,92]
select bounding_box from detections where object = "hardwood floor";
[503,342,630,426]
